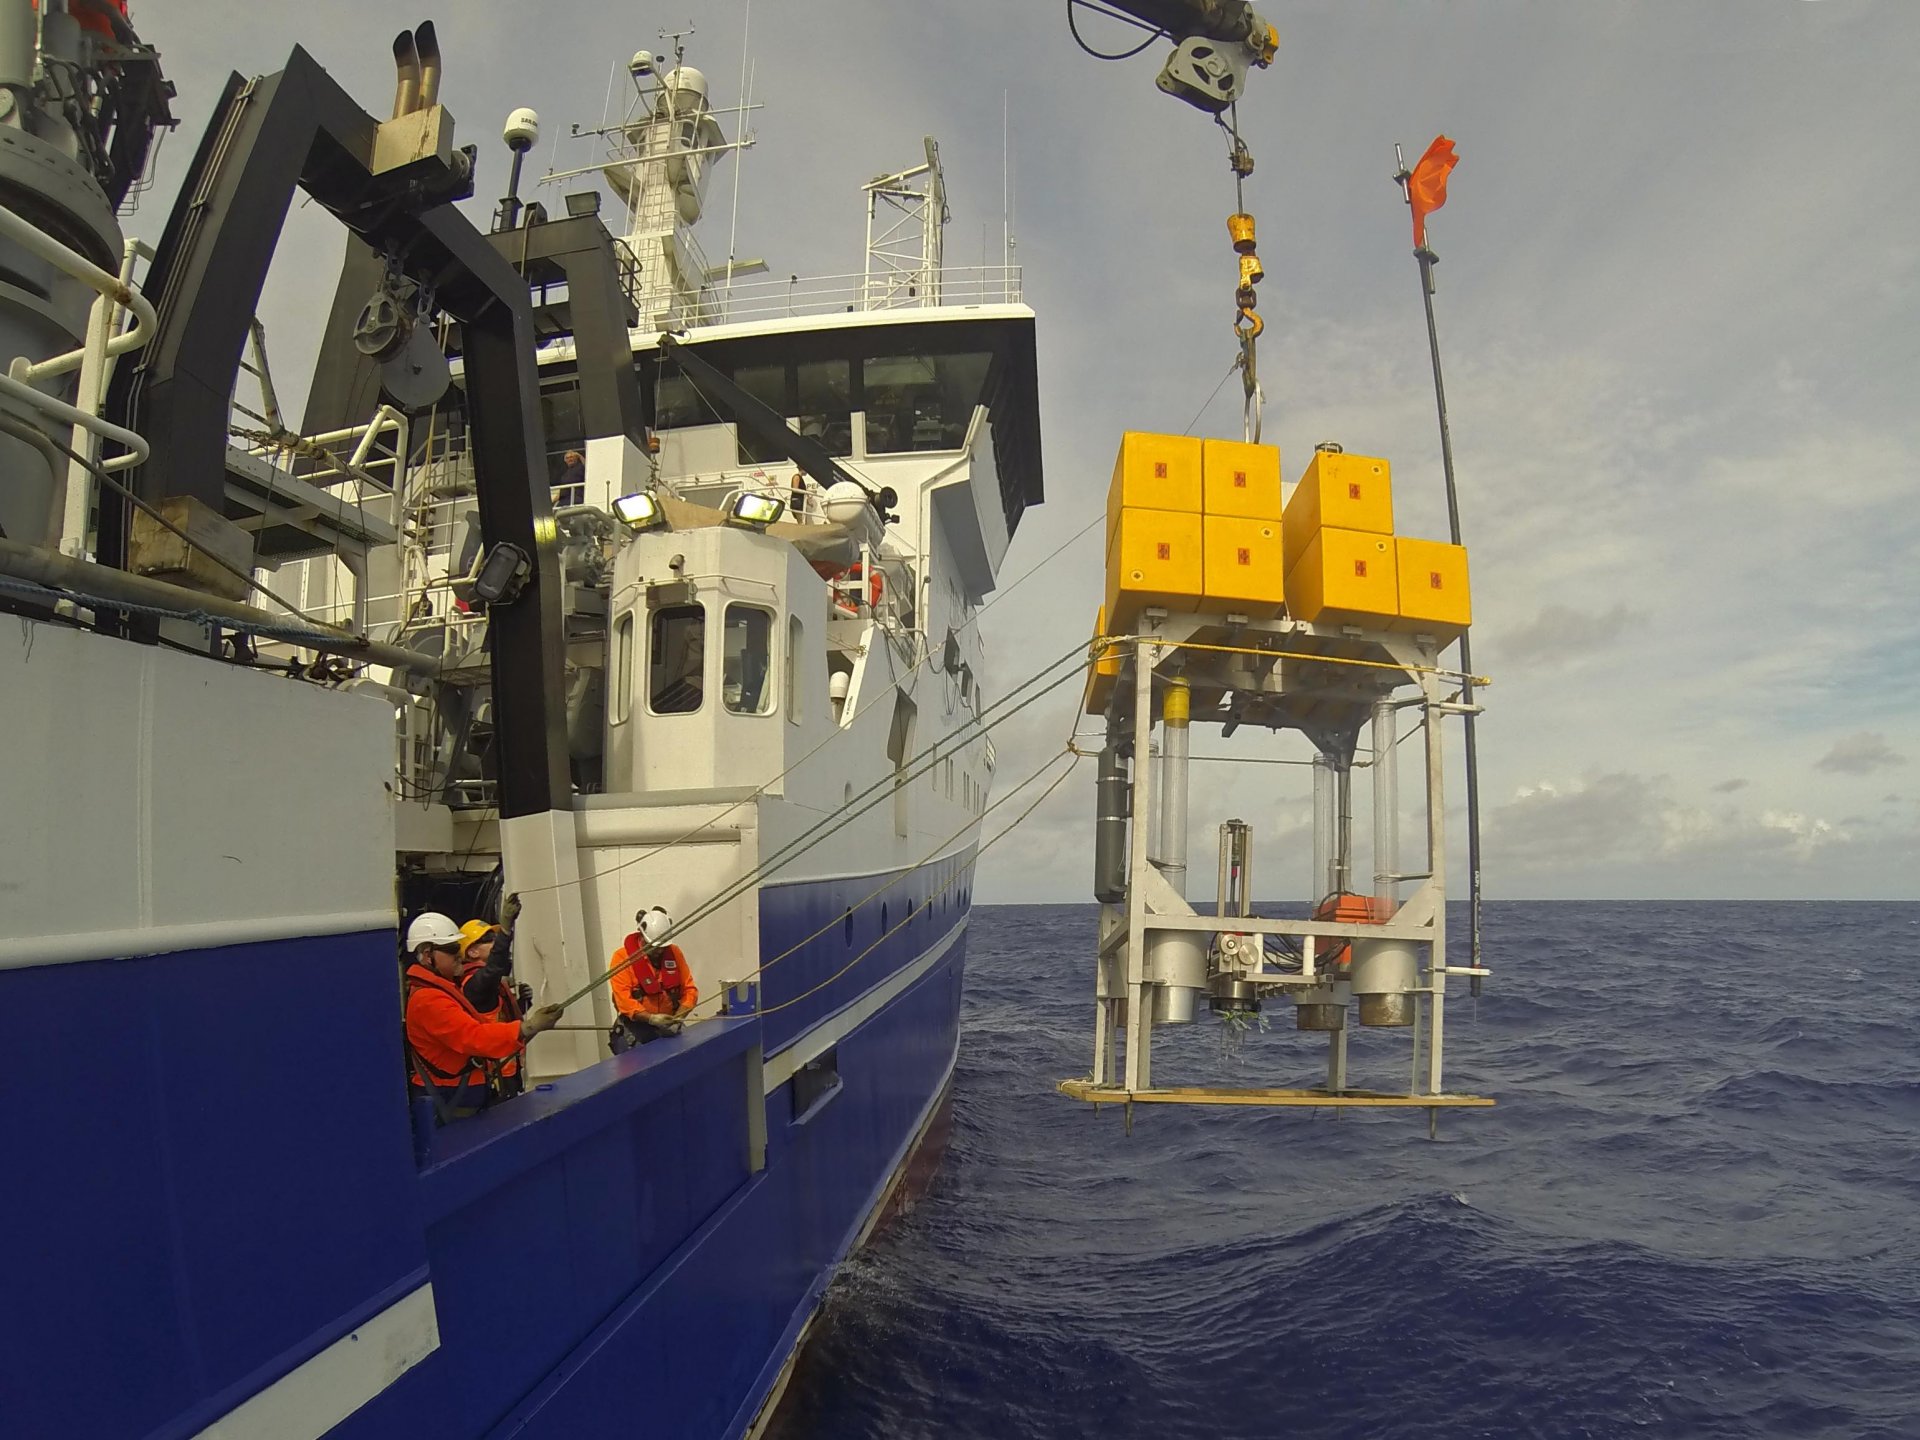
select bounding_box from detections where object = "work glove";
[520,1004,564,1040]
[484,932,514,978]
[516,982,534,1013]
[500,892,523,936]
[642,1013,684,1036]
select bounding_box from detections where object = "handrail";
[0,368,149,468]
[0,207,157,382]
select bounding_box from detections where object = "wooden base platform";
[1057,1080,1495,1109]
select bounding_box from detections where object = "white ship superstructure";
[270,48,1040,1064]
[2,19,1039,1438]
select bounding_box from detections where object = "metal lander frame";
[1063,606,1495,1127]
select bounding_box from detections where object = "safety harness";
[403,969,510,1125]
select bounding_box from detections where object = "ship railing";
[0,207,156,557]
[697,264,1023,328]
[230,405,411,497]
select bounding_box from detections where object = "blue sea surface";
[775,902,1920,1439]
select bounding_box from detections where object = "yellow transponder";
[1107,432,1202,546]
[1201,515,1285,617]
[1391,537,1472,641]
[1106,507,1203,631]
[1283,451,1393,575]
[1200,438,1282,521]
[1285,527,1398,628]
[1086,604,1122,714]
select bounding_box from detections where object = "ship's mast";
[593,30,756,328]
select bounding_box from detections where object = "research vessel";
[1,11,1038,1437]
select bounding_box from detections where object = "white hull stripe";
[194,1283,439,1440]
[0,910,396,971]
[761,914,967,1092]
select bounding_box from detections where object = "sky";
[137,1,1919,901]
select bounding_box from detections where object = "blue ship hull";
[6,866,970,1439]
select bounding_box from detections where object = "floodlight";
[564,190,601,218]
[726,493,786,530]
[612,491,666,531]
[471,542,531,605]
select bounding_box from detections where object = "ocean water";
[774,902,1920,1439]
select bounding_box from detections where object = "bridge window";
[863,351,990,454]
[787,616,804,722]
[734,363,791,464]
[653,367,721,431]
[722,604,775,714]
[648,603,706,714]
[610,612,634,725]
[796,358,853,455]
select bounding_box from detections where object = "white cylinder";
[1350,937,1419,1027]
[1312,753,1335,902]
[1158,680,1190,897]
[1372,699,1398,909]
[1148,931,1207,1026]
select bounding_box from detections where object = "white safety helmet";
[406,911,465,952]
[638,907,673,946]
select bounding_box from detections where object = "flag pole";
[1395,146,1485,997]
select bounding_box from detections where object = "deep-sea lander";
[1064,434,1494,1130]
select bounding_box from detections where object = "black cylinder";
[1094,745,1129,904]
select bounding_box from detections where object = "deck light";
[471,542,531,605]
[612,491,666,530]
[726,492,785,530]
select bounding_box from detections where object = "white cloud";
[132,2,1920,898]
[1815,733,1906,775]
[1489,771,1856,874]
[1490,603,1641,669]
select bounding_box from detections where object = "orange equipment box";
[1391,537,1472,642]
[1285,527,1397,629]
[1107,433,1202,546]
[1105,507,1204,631]
[1200,438,1282,521]
[1282,450,1393,575]
[1200,514,1285,617]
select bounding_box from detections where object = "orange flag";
[1408,135,1459,249]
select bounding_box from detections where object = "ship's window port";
[791,1048,842,1124]
[722,603,775,714]
[864,352,989,454]
[733,359,855,464]
[649,603,705,714]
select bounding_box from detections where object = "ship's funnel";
[391,30,421,119]
[415,22,441,109]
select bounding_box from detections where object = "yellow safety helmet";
[457,919,498,957]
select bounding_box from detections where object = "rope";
[686,739,1082,1015]
[1180,359,1242,437]
[748,751,1081,1019]
[31,420,338,634]
[519,632,1089,907]
[1103,632,1490,687]
[549,648,1092,1009]
[1065,0,1162,60]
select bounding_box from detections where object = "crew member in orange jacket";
[457,914,527,1097]
[608,906,697,1049]
[404,911,560,1117]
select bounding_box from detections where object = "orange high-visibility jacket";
[608,938,696,1019]
[404,962,523,1087]
[460,956,523,1079]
